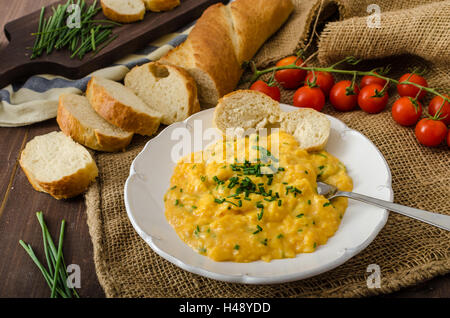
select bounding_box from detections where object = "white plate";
[124,104,393,284]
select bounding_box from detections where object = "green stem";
[51,220,66,298]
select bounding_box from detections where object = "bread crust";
[144,0,180,12]
[101,0,145,23]
[57,97,133,152]
[86,77,161,136]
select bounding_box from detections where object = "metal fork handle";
[336,191,450,231]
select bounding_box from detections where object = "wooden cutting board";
[0,0,226,88]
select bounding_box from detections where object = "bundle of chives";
[30,0,121,60]
[19,212,79,298]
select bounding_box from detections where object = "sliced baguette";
[19,132,98,200]
[86,76,162,136]
[101,0,146,23]
[213,90,331,151]
[213,90,281,136]
[143,0,180,12]
[125,62,200,125]
[57,94,134,152]
[279,108,330,152]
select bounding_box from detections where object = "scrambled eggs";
[164,131,353,262]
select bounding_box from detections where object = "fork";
[317,182,450,231]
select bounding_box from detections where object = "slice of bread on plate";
[125,62,200,125]
[279,108,330,152]
[57,93,134,152]
[143,0,180,12]
[19,132,98,200]
[213,90,331,151]
[213,90,281,136]
[86,76,162,136]
[101,0,146,23]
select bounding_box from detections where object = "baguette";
[143,0,180,12]
[213,90,330,151]
[86,76,162,136]
[213,90,281,136]
[160,0,294,108]
[20,132,98,200]
[57,93,134,152]
[100,0,146,23]
[124,62,200,125]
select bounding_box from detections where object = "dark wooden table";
[0,0,448,298]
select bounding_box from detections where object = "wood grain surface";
[0,0,448,298]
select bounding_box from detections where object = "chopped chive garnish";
[234,245,240,250]
[175,200,180,206]
[278,200,282,206]
[313,242,317,249]
[170,186,177,190]
[194,226,200,237]
[192,206,197,210]
[277,234,284,239]
[298,229,303,232]
[261,238,268,246]
[296,213,304,218]
[200,176,206,182]
[308,200,311,205]
[323,202,332,207]
[199,247,207,254]
[253,225,263,234]
[319,165,325,170]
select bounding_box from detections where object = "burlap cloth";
[85,0,450,297]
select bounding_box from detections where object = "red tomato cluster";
[249,57,449,148]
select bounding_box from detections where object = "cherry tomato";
[360,73,387,89]
[415,118,448,147]
[391,97,422,126]
[305,71,335,96]
[329,80,360,112]
[293,86,325,112]
[428,95,450,125]
[357,84,389,114]
[275,56,307,89]
[250,80,281,102]
[397,73,428,100]
[447,130,450,148]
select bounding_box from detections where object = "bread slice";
[57,94,134,152]
[213,90,281,136]
[280,109,330,152]
[86,76,162,136]
[159,0,294,108]
[213,90,331,151]
[143,0,180,12]
[20,132,98,200]
[101,0,146,23]
[124,62,200,125]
